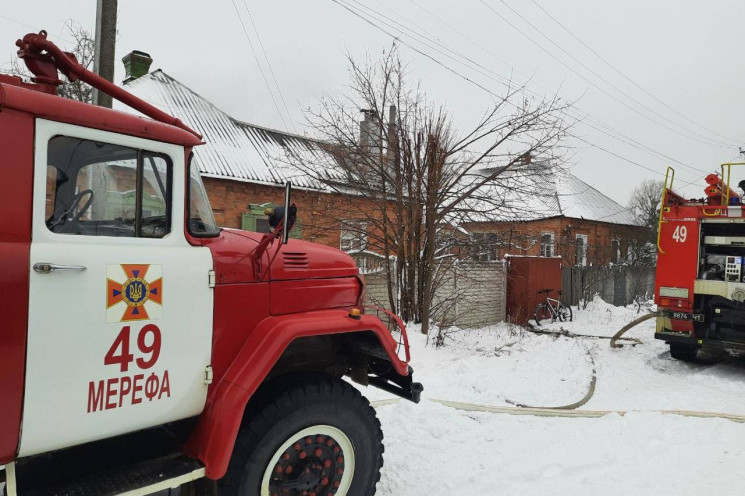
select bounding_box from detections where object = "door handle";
[33,263,87,274]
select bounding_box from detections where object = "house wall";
[465,217,651,266]
[202,176,385,250]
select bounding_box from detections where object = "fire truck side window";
[46,136,172,238]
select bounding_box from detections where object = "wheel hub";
[269,433,346,496]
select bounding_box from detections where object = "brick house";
[463,171,651,266]
[115,56,648,270]
[116,63,377,254]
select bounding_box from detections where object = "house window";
[540,232,555,257]
[472,232,498,261]
[340,220,367,252]
[611,239,621,264]
[575,234,588,266]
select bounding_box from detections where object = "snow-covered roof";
[114,70,333,190]
[465,166,638,227]
[555,173,637,225]
[114,71,636,227]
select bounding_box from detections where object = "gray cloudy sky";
[3,0,745,204]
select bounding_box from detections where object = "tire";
[558,304,572,323]
[534,303,553,326]
[670,343,698,362]
[218,374,384,496]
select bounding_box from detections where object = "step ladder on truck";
[655,163,745,361]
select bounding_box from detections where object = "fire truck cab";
[655,164,745,361]
[0,31,421,496]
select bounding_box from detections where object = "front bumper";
[368,365,423,403]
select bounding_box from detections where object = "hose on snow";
[609,312,660,348]
[504,350,597,410]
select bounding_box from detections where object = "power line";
[527,0,741,145]
[332,0,500,97]
[480,0,734,149]
[336,0,710,179]
[241,1,297,133]
[399,0,714,178]
[331,0,705,184]
[0,13,75,45]
[496,0,736,148]
[576,136,703,188]
[230,0,289,131]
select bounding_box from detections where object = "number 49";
[105,324,161,372]
[672,225,688,243]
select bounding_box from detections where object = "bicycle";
[534,288,573,326]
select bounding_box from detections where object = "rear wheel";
[534,303,554,326]
[670,343,698,362]
[218,374,383,496]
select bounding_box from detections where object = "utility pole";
[92,0,118,108]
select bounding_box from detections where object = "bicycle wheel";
[558,303,573,322]
[534,303,553,326]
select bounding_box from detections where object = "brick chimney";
[122,50,153,83]
[359,109,379,153]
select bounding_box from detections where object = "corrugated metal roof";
[114,71,636,227]
[557,173,637,225]
[465,166,638,226]
[114,70,333,190]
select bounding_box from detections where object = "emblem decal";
[106,264,163,322]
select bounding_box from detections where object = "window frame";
[575,233,588,266]
[45,135,174,239]
[540,231,555,257]
[340,220,368,252]
[471,232,498,262]
[611,238,621,264]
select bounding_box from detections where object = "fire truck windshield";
[187,154,220,237]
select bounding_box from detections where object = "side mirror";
[267,182,296,244]
[282,181,292,245]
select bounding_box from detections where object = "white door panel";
[20,120,213,457]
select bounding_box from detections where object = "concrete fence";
[356,253,507,328]
[560,265,655,307]
[432,260,507,328]
[356,251,652,329]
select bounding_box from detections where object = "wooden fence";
[561,265,655,307]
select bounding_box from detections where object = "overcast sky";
[3,0,745,204]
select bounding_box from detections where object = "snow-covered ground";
[370,297,745,496]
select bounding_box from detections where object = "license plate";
[668,311,704,322]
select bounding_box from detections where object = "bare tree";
[1,21,95,103]
[628,179,664,232]
[292,45,571,335]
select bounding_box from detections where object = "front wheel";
[534,303,554,326]
[557,304,572,322]
[218,374,384,496]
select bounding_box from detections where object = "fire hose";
[609,311,660,348]
[372,311,745,423]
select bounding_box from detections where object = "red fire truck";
[655,164,745,361]
[0,31,421,496]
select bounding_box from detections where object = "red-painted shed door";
[506,256,562,325]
